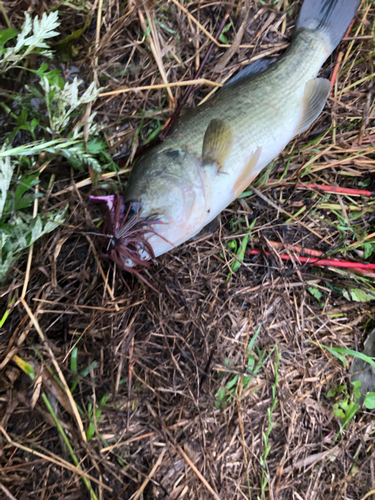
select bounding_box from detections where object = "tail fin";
[295,0,361,54]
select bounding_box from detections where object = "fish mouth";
[89,194,167,287]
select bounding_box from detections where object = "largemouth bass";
[91,0,360,272]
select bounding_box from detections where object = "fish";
[90,0,361,275]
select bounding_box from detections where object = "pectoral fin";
[295,78,331,135]
[202,118,233,171]
[232,146,262,198]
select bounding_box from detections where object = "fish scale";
[167,29,330,159]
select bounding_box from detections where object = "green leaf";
[308,286,323,300]
[249,323,262,351]
[339,399,349,411]
[226,374,239,390]
[237,189,253,199]
[218,22,231,45]
[331,347,375,368]
[248,218,257,232]
[87,139,106,155]
[0,139,80,157]
[358,178,371,187]
[228,240,237,252]
[312,341,375,370]
[70,347,78,373]
[2,172,41,218]
[99,393,109,407]
[337,385,347,393]
[333,405,345,419]
[0,28,19,46]
[0,156,14,219]
[364,242,374,260]
[342,287,375,302]
[364,392,375,409]
[231,234,249,273]
[322,345,347,368]
[29,63,64,87]
[13,354,35,378]
[216,387,226,402]
[247,354,255,372]
[30,118,39,132]
[86,422,95,441]
[54,10,91,49]
[342,401,359,428]
[327,388,336,398]
[351,380,362,399]
[0,12,60,73]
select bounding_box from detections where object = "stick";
[247,249,375,272]
[177,445,221,500]
[99,79,222,98]
[20,299,87,443]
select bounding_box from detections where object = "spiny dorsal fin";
[202,118,233,170]
[223,57,278,89]
[295,78,331,135]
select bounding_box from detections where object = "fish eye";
[165,149,181,160]
[125,200,142,216]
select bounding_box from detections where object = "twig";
[21,184,39,300]
[267,179,375,197]
[99,79,222,97]
[132,448,166,500]
[0,426,110,492]
[0,0,10,28]
[100,431,155,453]
[53,167,132,197]
[93,0,104,88]
[138,7,175,107]
[85,235,120,311]
[252,239,325,257]
[330,17,357,89]
[247,249,375,273]
[0,481,18,500]
[169,0,226,48]
[127,336,134,432]
[362,489,375,500]
[20,299,87,443]
[177,445,221,500]
[250,185,323,240]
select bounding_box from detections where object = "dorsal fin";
[295,78,331,135]
[223,57,278,89]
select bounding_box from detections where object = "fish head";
[125,147,209,261]
[91,147,209,271]
[136,148,209,243]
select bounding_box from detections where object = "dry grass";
[1,0,375,499]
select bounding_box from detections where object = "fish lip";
[90,193,171,270]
